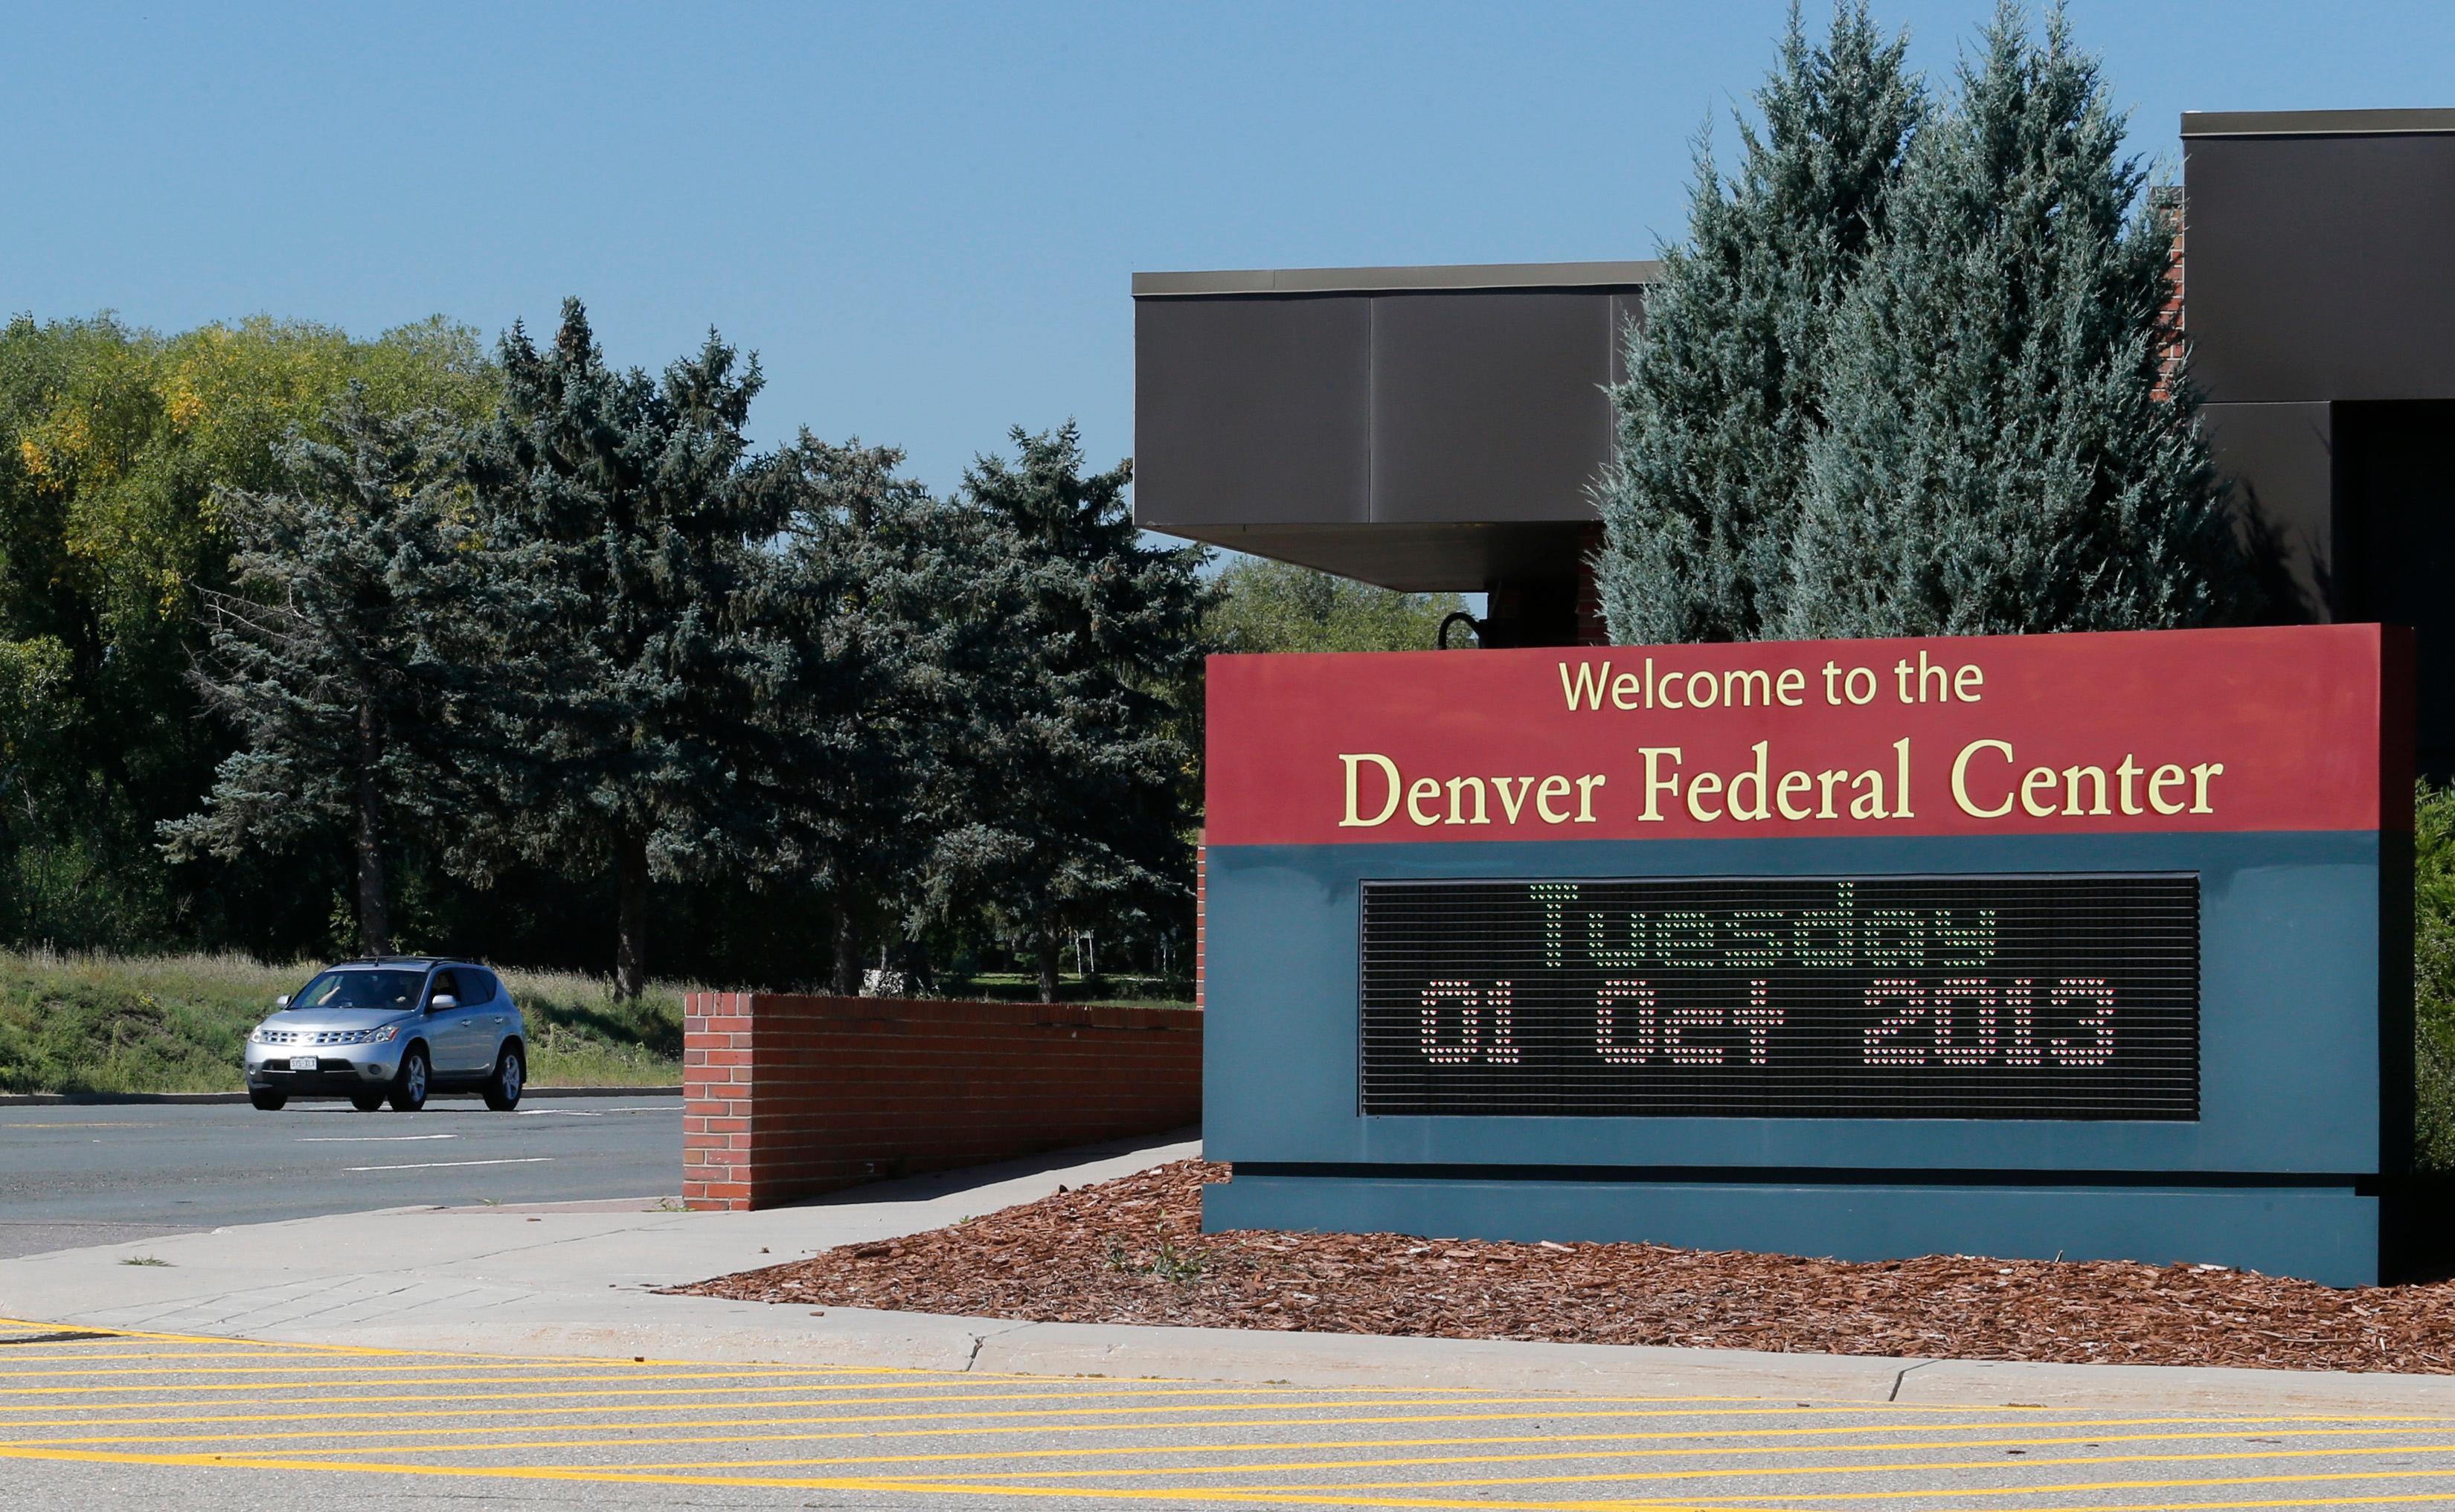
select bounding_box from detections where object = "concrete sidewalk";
[1,1126,2445,1416]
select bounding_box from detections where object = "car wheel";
[483,1043,525,1112]
[389,1046,430,1113]
[248,1087,286,1112]
[350,1091,387,1113]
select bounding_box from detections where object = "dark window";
[289,969,424,1013]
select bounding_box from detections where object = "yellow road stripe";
[0,1355,937,1374]
[898,1444,2453,1490]
[5,1316,2445,1512]
[14,1415,2416,1455]
[0,1381,1177,1414]
[576,1436,2455,1482]
[0,1354,1482,1389]
[0,1386,2041,1418]
[5,1403,2412,1447]
[0,1447,1745,1509]
[1954,1492,2455,1502]
[0,1318,940,1374]
[10,1441,2455,1511]
[1242,1465,2455,1499]
[0,1365,1112,1394]
[0,1318,421,1357]
[74,1423,2453,1466]
[0,1319,1559,1391]
[0,1351,451,1364]
[0,1386,1577,1439]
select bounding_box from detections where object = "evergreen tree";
[745,435,992,996]
[1782,2,2254,637]
[460,300,780,999]
[1594,2,1924,644]
[161,393,466,956]
[930,424,1210,1003]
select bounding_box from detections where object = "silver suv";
[244,958,527,1113]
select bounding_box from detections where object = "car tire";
[389,1046,430,1113]
[483,1043,525,1112]
[248,1087,286,1112]
[350,1091,387,1113]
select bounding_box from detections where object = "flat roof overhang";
[2181,106,2455,138]
[1132,261,1658,592]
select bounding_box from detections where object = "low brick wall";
[681,994,1202,1211]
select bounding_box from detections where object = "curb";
[122,1302,2455,1416]
[0,1085,682,1107]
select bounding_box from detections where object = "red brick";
[677,991,1200,1212]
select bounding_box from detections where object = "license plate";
[288,1055,319,1072]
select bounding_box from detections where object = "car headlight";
[248,1026,269,1045]
[365,1023,402,1043]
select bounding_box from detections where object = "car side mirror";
[275,995,290,1009]
[428,994,458,1012]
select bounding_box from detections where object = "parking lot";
[0,1100,681,1258]
[1,1323,2451,1511]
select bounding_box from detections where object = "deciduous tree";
[1207,556,1466,654]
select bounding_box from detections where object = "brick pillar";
[2150,184,2186,402]
[681,991,754,1209]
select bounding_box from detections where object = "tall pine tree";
[162,392,467,956]
[459,301,780,999]
[743,434,992,997]
[1782,2,2254,637]
[1594,2,1924,644]
[928,425,1210,1003]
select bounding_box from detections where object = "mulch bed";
[669,1159,2455,1374]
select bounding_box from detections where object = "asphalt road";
[1,1328,2450,1511]
[0,1099,682,1259]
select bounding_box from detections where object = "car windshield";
[287,969,425,1013]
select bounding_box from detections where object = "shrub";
[2414,783,2455,1171]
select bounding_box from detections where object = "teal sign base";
[1204,1172,2383,1287]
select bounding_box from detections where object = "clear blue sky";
[7,1,2451,498]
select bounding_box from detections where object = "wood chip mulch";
[667,1159,2455,1374]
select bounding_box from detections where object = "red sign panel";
[1205,625,2409,846]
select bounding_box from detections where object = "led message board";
[1358,875,2199,1119]
[1200,625,2412,1284]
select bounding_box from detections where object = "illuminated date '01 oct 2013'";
[1408,883,2116,1072]
[1412,975,2117,1071]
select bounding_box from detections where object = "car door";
[423,970,485,1075]
[459,971,509,1069]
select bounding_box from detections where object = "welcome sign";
[1199,625,2412,1284]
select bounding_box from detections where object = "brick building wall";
[681,994,1202,1211]
[2151,184,2187,402]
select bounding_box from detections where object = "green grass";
[0,949,692,1095]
